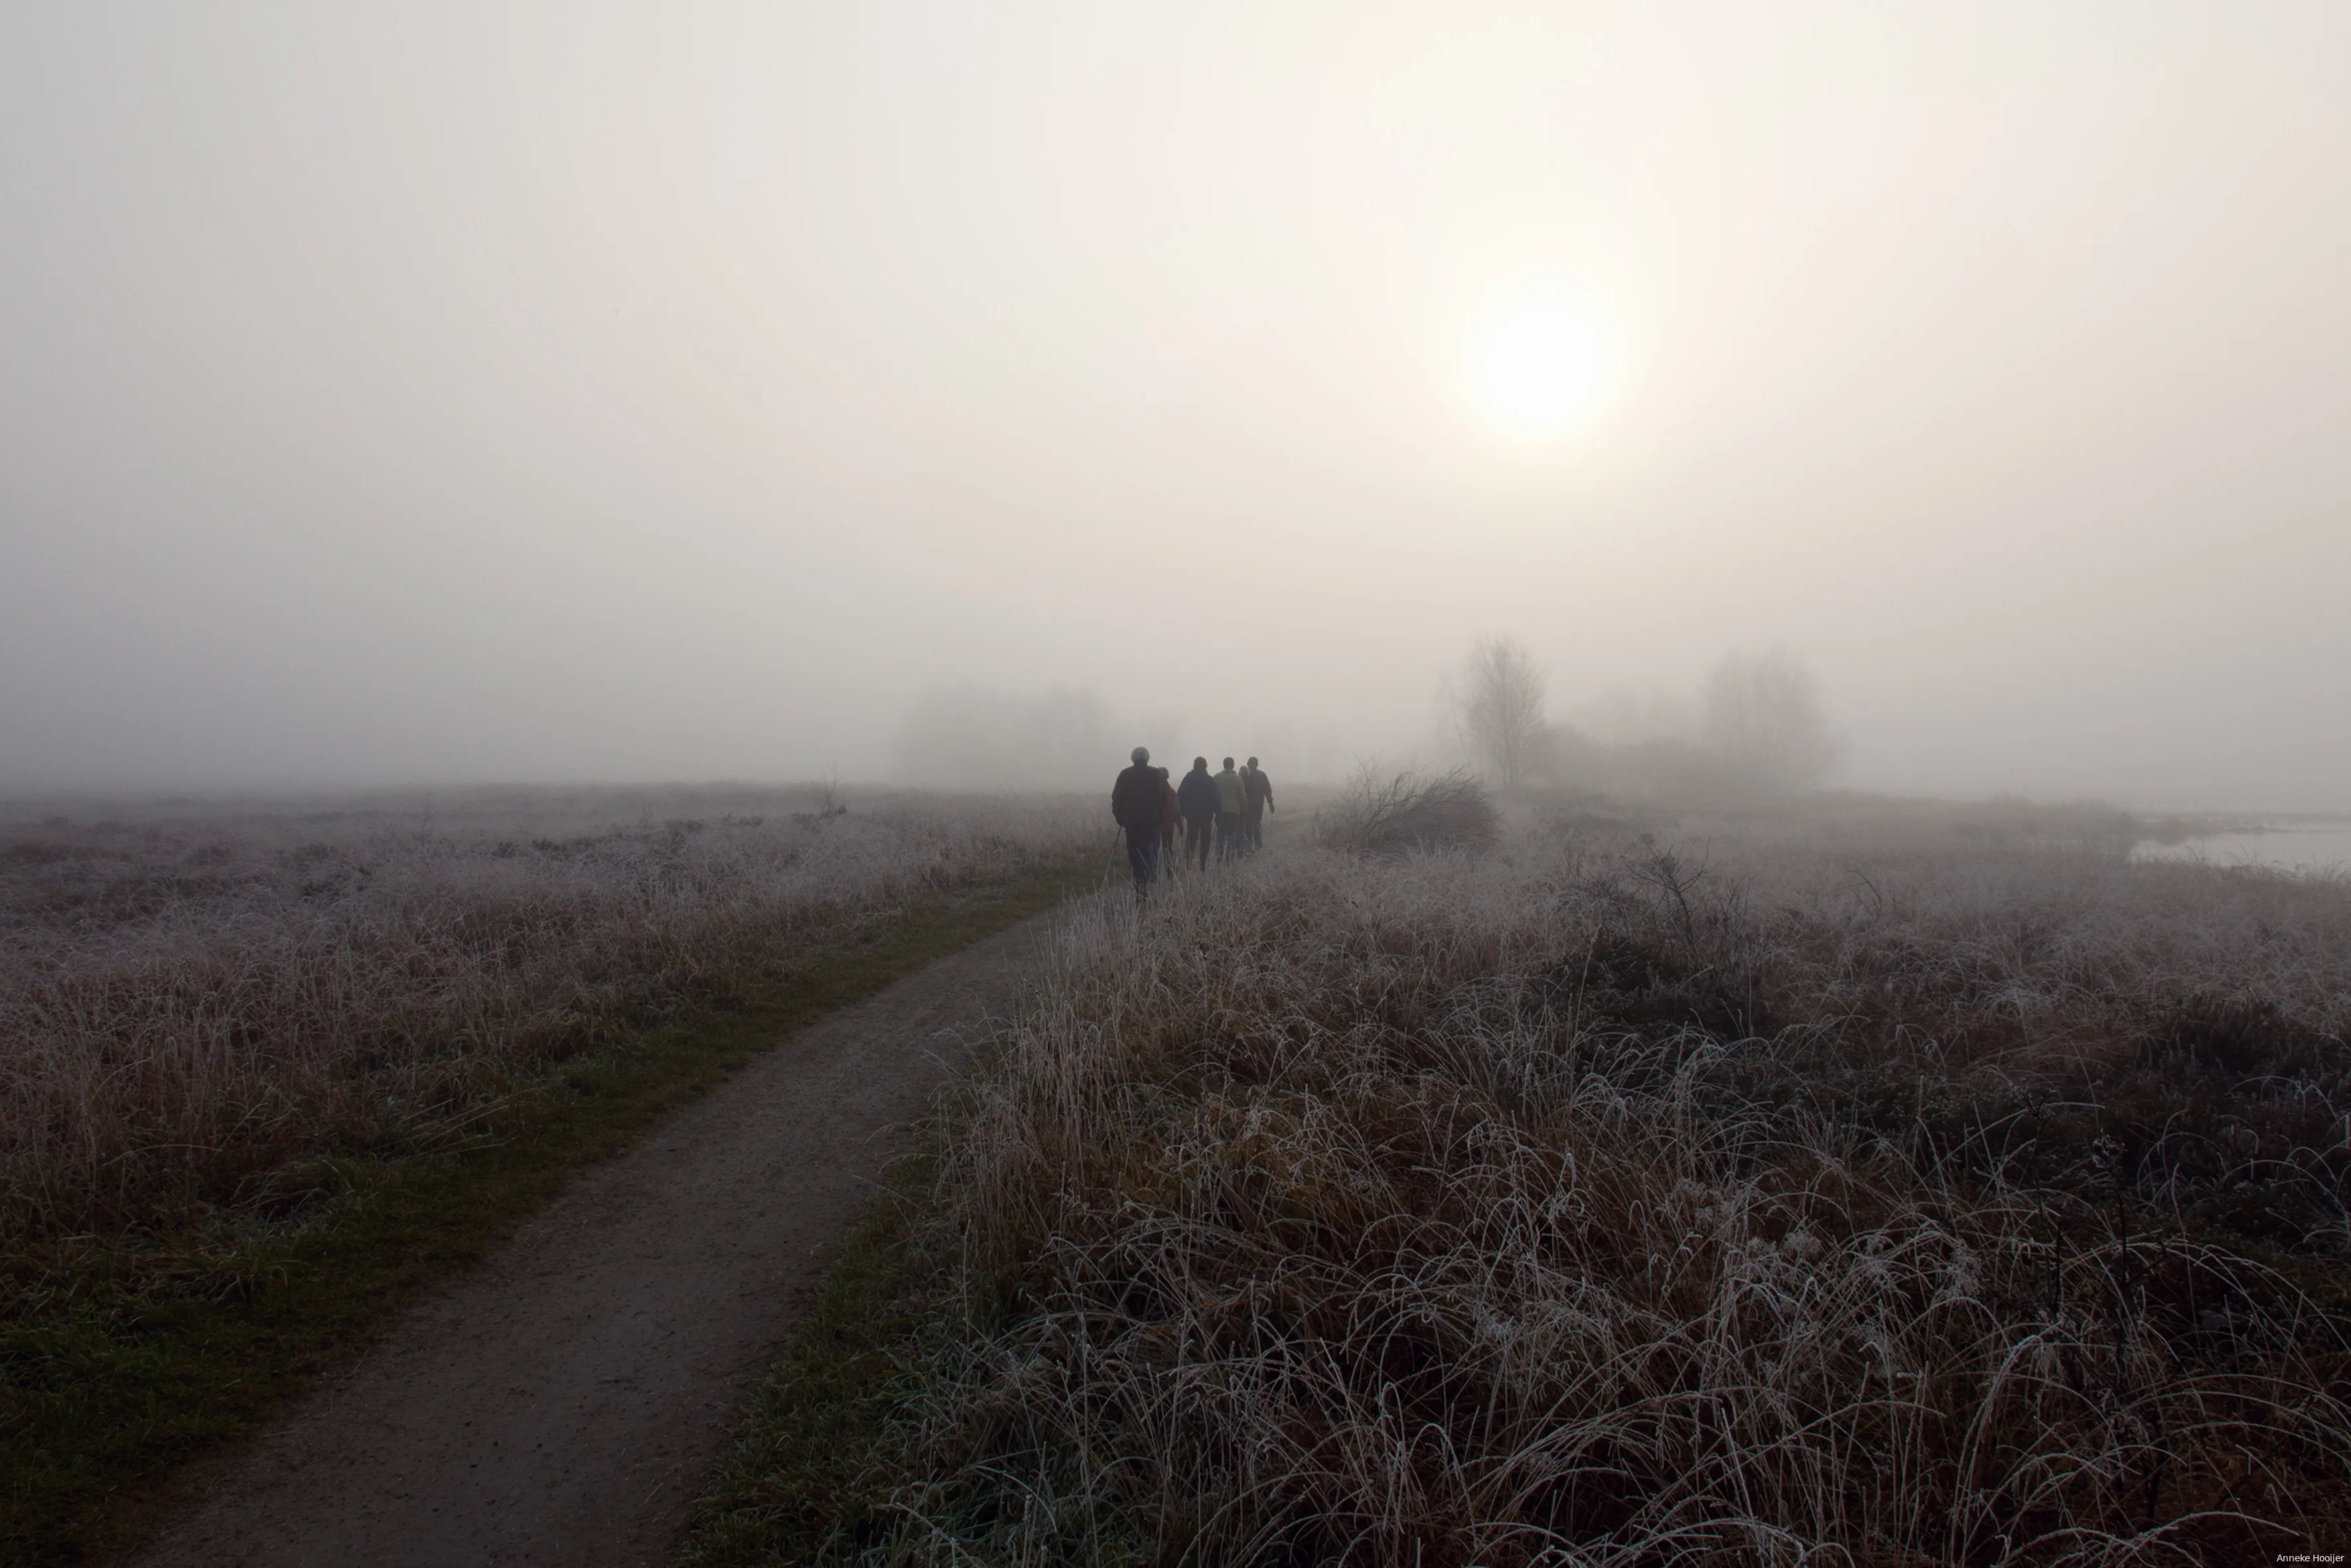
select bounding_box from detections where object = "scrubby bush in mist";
[1569,683,1699,747]
[1692,790,2149,858]
[0,789,1097,1252]
[1315,764,1498,857]
[891,685,1119,790]
[721,820,2351,1563]
[1701,643,1839,792]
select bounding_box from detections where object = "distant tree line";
[1453,636,1838,800]
[892,686,1117,790]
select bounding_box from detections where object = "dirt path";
[132,909,1064,1568]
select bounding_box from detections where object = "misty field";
[697,799,2351,1564]
[0,786,1099,1261]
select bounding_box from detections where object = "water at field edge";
[2133,817,2351,875]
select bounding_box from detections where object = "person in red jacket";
[1109,747,1164,891]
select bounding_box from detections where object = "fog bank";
[4,3,2346,810]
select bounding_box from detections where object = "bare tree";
[1457,637,1547,791]
[1701,646,1837,792]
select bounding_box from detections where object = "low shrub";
[1316,766,1499,857]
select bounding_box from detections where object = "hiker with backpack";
[1110,747,1165,891]
[1176,756,1221,871]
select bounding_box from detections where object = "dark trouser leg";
[1125,825,1159,889]
[1246,810,1263,851]
[1186,816,1213,869]
[1216,812,1240,860]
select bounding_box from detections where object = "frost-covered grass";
[0,786,1098,1249]
[1,784,1104,1560]
[697,807,2351,1565]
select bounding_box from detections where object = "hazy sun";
[1475,303,1610,439]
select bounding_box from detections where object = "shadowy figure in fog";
[1243,756,1275,851]
[1214,756,1246,861]
[1177,756,1220,871]
[1157,766,1180,870]
[1110,747,1163,892]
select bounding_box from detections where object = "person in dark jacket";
[1157,767,1181,869]
[1243,756,1275,851]
[1109,747,1163,891]
[1176,756,1220,871]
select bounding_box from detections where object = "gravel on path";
[130,910,1060,1568]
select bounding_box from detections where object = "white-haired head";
[1131,746,1150,764]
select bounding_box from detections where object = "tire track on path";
[132,908,1064,1568]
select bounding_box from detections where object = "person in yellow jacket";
[1214,756,1247,862]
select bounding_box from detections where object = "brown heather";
[814,816,2351,1564]
[0,788,1100,1251]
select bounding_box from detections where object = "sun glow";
[1474,303,1612,439]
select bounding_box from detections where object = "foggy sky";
[4,2,2347,809]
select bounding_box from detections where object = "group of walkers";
[1109,748,1274,892]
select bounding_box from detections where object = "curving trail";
[132,911,1060,1568]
